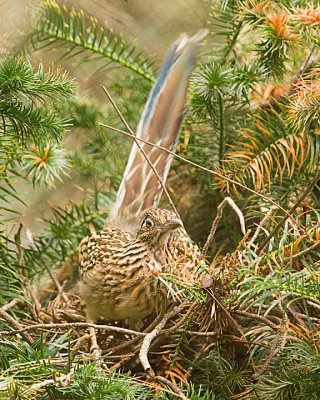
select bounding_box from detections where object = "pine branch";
[29,0,155,82]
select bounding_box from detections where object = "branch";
[288,45,320,97]
[139,304,186,375]
[284,241,320,261]
[247,206,276,248]
[0,307,32,344]
[252,329,281,379]
[203,196,246,255]
[0,322,145,337]
[30,368,75,390]
[1,298,24,312]
[234,310,279,331]
[109,292,167,355]
[257,169,320,254]
[140,373,190,400]
[151,375,190,400]
[40,256,69,303]
[100,123,294,220]
[162,302,198,337]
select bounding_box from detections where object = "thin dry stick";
[257,169,320,254]
[288,45,319,97]
[162,302,198,337]
[252,328,281,379]
[109,350,138,372]
[139,304,186,375]
[53,368,75,388]
[0,322,145,337]
[101,86,179,218]
[30,368,75,391]
[235,310,279,331]
[100,123,293,220]
[27,285,42,318]
[39,256,69,303]
[139,372,190,400]
[247,206,276,248]
[203,197,246,255]
[306,300,320,311]
[186,341,213,377]
[1,298,24,312]
[70,334,91,362]
[147,303,198,355]
[0,308,32,344]
[290,292,320,306]
[150,375,190,400]
[284,241,320,261]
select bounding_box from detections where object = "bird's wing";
[109,30,207,230]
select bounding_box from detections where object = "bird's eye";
[142,217,154,229]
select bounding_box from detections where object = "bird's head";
[137,208,183,245]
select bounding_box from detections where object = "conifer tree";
[0,1,319,399]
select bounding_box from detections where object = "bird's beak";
[161,219,183,232]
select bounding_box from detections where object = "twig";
[30,368,75,390]
[140,373,190,400]
[306,300,320,312]
[162,302,198,337]
[153,375,190,400]
[203,197,246,254]
[1,298,24,312]
[258,46,320,110]
[70,334,91,362]
[278,315,289,356]
[145,302,199,357]
[0,308,32,344]
[186,341,213,377]
[252,329,281,379]
[284,241,320,261]
[288,45,319,97]
[109,350,138,372]
[291,292,320,306]
[139,304,186,375]
[234,310,279,331]
[27,285,42,318]
[100,123,293,220]
[257,169,320,254]
[101,86,179,218]
[39,256,69,303]
[247,206,276,248]
[0,322,146,337]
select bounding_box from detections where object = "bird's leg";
[88,325,101,359]
[86,309,102,359]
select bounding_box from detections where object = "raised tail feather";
[108,30,207,231]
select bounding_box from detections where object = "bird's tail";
[109,30,207,230]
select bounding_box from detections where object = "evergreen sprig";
[22,144,70,187]
[29,0,155,82]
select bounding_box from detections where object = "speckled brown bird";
[79,208,184,328]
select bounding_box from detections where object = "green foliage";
[0,56,75,306]
[22,144,70,187]
[193,346,250,399]
[29,0,155,82]
[43,366,154,400]
[214,106,320,194]
[0,0,320,399]
[0,57,74,146]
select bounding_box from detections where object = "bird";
[79,31,207,356]
[79,208,183,328]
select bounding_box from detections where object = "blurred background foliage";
[0,0,320,399]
